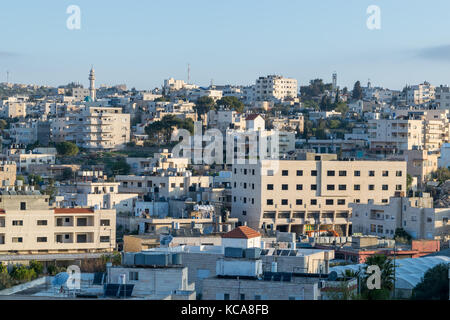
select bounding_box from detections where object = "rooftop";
[222,226,261,239]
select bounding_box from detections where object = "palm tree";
[361,254,395,299]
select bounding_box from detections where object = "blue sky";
[1,0,450,90]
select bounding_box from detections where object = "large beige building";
[231,158,407,236]
[254,75,298,102]
[0,161,16,187]
[51,106,130,150]
[368,113,449,152]
[0,190,116,254]
[350,195,450,241]
[406,82,435,105]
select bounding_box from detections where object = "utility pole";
[187,63,191,84]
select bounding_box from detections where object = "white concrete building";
[350,195,450,241]
[254,75,298,102]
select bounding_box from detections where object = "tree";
[430,167,450,184]
[62,167,73,181]
[412,264,449,300]
[194,96,216,117]
[29,261,44,276]
[361,254,395,300]
[110,158,131,175]
[334,102,349,114]
[216,96,244,113]
[352,81,363,100]
[319,95,333,111]
[407,174,413,191]
[302,100,319,110]
[56,142,79,157]
[394,228,412,244]
[145,115,194,144]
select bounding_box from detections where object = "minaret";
[89,66,96,101]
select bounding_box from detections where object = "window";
[224,294,230,300]
[254,295,261,300]
[282,170,289,176]
[369,185,375,191]
[240,294,245,300]
[327,185,335,191]
[37,237,47,243]
[267,170,274,176]
[339,171,347,176]
[281,199,288,205]
[354,170,361,177]
[382,171,389,177]
[311,184,317,191]
[337,199,345,205]
[296,199,303,205]
[242,211,247,216]
[100,236,110,243]
[267,199,273,205]
[12,237,23,243]
[396,185,402,191]
[244,169,247,175]
[369,171,375,177]
[310,199,317,205]
[354,184,360,191]
[20,202,26,210]
[396,171,403,177]
[129,272,139,281]
[326,199,334,205]
[12,220,23,226]
[37,220,47,226]
[327,170,335,177]
[267,184,274,190]
[382,185,388,191]
[296,184,303,190]
[311,170,317,176]
[282,184,289,190]
[338,185,347,191]
[100,219,110,226]
[296,170,303,176]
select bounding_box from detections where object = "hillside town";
[0,69,447,301]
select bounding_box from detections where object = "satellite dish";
[328,271,338,281]
[52,272,69,286]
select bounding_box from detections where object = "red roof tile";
[245,114,262,121]
[222,226,261,239]
[54,208,94,214]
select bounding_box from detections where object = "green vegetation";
[360,254,395,300]
[194,96,216,116]
[394,228,412,244]
[430,167,450,184]
[412,264,449,300]
[56,142,79,157]
[216,96,244,113]
[352,81,363,100]
[300,79,332,99]
[145,115,194,144]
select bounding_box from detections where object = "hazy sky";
[1,0,450,90]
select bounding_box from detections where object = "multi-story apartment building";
[434,85,450,110]
[254,75,298,102]
[0,188,116,254]
[231,158,407,236]
[350,194,450,241]
[406,82,435,105]
[9,120,50,146]
[7,151,55,174]
[52,106,130,150]
[116,172,212,199]
[59,181,138,214]
[368,112,449,152]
